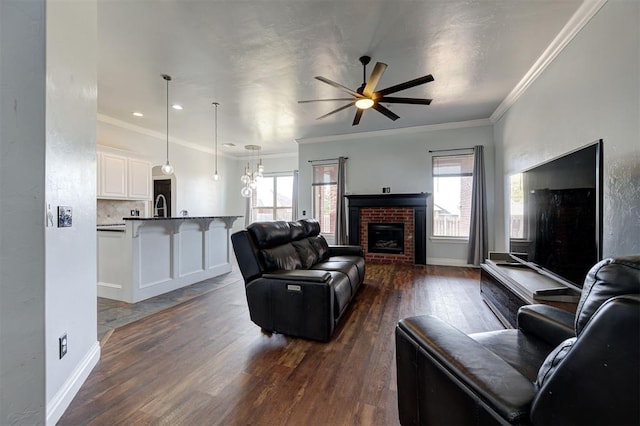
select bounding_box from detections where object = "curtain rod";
[307,157,349,163]
[428,147,474,153]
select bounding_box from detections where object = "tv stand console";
[480,260,580,328]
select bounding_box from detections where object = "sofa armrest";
[517,304,575,346]
[245,274,335,341]
[396,315,535,423]
[263,270,331,283]
[328,245,364,257]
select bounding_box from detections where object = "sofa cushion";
[248,221,291,248]
[327,255,365,283]
[300,218,321,237]
[471,329,554,382]
[312,261,360,294]
[309,235,330,261]
[289,220,306,241]
[575,256,640,335]
[535,337,576,389]
[292,239,319,269]
[327,271,352,319]
[261,243,302,271]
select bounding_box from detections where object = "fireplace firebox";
[368,223,404,254]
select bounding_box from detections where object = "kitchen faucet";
[154,194,167,217]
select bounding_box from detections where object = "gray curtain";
[292,169,299,220]
[244,197,251,228]
[335,157,347,244]
[467,145,488,265]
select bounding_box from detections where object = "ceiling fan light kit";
[299,55,434,125]
[355,98,374,109]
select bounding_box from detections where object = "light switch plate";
[57,206,72,227]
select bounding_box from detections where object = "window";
[312,163,338,236]
[432,153,474,238]
[251,173,293,222]
[509,173,525,239]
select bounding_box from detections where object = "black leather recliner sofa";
[395,256,640,425]
[231,218,365,342]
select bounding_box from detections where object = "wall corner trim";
[489,0,608,123]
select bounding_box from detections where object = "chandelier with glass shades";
[240,144,264,198]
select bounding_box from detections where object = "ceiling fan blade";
[352,109,364,126]
[380,97,432,105]
[363,62,388,97]
[373,104,400,121]
[377,74,434,96]
[315,76,362,98]
[298,98,354,104]
[316,102,355,120]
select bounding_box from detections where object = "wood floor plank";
[58,263,503,425]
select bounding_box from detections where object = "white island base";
[98,216,241,303]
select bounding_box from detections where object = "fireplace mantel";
[346,193,431,264]
[345,193,430,208]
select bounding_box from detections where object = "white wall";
[0,1,47,423]
[493,0,640,257]
[98,120,237,217]
[297,122,495,265]
[45,1,100,424]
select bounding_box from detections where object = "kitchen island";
[97,216,241,303]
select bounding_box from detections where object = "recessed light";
[171,104,183,110]
[222,143,235,148]
[132,112,144,117]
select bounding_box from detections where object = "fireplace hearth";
[368,223,404,254]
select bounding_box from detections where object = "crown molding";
[234,151,298,161]
[295,118,492,144]
[98,114,300,160]
[490,0,608,123]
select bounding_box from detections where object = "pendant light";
[161,74,174,175]
[212,102,220,181]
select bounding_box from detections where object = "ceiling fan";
[299,55,434,126]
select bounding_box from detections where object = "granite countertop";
[123,215,242,221]
[97,223,126,232]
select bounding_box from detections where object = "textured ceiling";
[97,0,583,157]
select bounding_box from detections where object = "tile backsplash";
[97,199,148,225]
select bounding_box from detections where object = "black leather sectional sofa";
[231,219,365,342]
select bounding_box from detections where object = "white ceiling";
[97,0,583,157]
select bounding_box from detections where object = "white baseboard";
[427,257,474,267]
[46,341,100,425]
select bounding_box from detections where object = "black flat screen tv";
[509,140,603,289]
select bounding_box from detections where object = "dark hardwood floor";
[59,263,503,425]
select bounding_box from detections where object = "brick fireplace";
[346,193,430,264]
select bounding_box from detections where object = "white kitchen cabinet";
[128,158,152,200]
[99,152,128,198]
[98,152,151,200]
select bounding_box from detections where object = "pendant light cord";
[213,102,219,173]
[162,74,171,165]
[166,77,169,163]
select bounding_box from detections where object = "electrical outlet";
[59,333,67,359]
